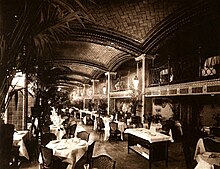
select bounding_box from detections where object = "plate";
[51,140,60,144]
[17,131,27,134]
[78,142,86,146]
[55,145,67,150]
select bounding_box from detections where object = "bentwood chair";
[96,117,105,140]
[86,141,96,165]
[77,131,90,142]
[75,141,96,168]
[41,133,56,146]
[92,154,116,169]
[203,137,220,152]
[67,123,77,138]
[41,125,50,134]
[0,124,20,168]
[40,145,68,169]
[109,122,121,142]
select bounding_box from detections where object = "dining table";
[42,138,88,169]
[194,137,220,169]
[13,130,30,160]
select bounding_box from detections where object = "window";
[201,56,220,76]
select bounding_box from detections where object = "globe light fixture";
[103,85,107,94]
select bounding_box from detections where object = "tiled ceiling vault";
[39,0,220,91]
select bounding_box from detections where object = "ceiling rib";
[68,23,142,56]
[45,59,108,72]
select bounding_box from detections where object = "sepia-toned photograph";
[0,0,220,169]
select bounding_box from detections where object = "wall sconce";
[103,85,107,94]
[88,89,92,96]
[133,76,139,90]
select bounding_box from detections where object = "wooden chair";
[203,137,220,152]
[41,133,56,146]
[181,122,198,169]
[92,154,116,169]
[41,125,50,134]
[85,114,94,125]
[77,131,90,142]
[0,124,20,168]
[96,117,105,140]
[40,145,68,169]
[137,123,143,128]
[67,123,77,138]
[86,141,96,165]
[74,141,96,168]
[109,122,121,142]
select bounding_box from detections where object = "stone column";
[105,72,116,115]
[135,54,146,123]
[91,80,99,102]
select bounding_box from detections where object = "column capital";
[104,72,117,76]
[91,79,99,83]
[135,54,157,61]
[83,83,91,87]
[135,54,146,61]
[145,54,157,60]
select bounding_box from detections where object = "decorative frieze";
[145,78,220,97]
[110,90,132,98]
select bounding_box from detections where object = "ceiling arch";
[46,59,108,72]
[36,0,217,91]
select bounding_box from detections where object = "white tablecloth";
[124,128,171,143]
[40,138,88,169]
[194,138,220,169]
[13,130,30,160]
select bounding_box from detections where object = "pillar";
[105,72,116,114]
[135,54,146,123]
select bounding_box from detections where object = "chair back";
[203,138,220,152]
[0,124,14,166]
[0,124,14,156]
[67,123,77,137]
[41,133,57,146]
[96,117,105,131]
[77,131,90,141]
[137,123,143,128]
[92,154,116,169]
[40,145,53,168]
[110,122,118,131]
[41,125,50,134]
[211,127,220,137]
[131,116,141,125]
[86,141,96,164]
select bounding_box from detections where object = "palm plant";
[0,0,95,112]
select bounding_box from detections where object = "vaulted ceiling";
[3,0,220,91]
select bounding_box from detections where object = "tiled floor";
[20,124,192,169]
